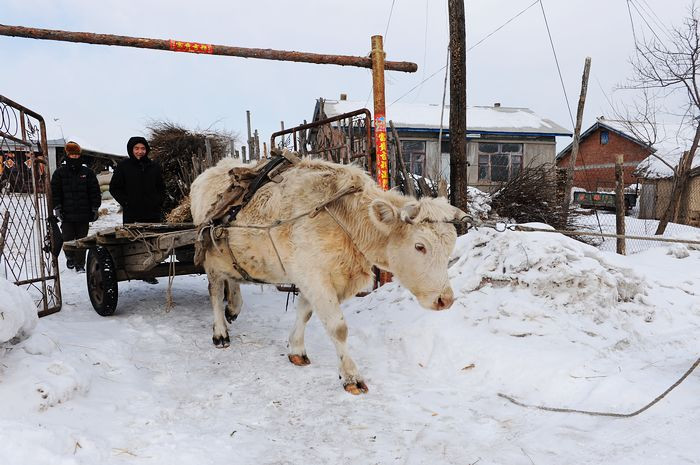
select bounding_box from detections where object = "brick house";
[556,117,653,190]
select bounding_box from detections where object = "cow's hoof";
[225,305,238,324]
[343,381,369,395]
[288,354,310,366]
[212,334,230,348]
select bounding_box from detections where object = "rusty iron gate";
[270,108,373,173]
[0,95,61,316]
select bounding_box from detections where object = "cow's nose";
[434,293,454,310]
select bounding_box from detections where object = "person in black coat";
[50,141,102,272]
[109,136,166,224]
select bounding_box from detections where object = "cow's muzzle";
[432,288,454,311]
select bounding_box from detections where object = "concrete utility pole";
[563,57,592,214]
[448,0,469,222]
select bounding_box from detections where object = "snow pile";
[449,223,647,318]
[0,277,38,345]
[466,186,491,220]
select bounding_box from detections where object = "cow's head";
[369,196,465,311]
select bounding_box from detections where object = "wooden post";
[563,57,592,212]
[615,154,626,255]
[448,0,469,224]
[204,137,212,166]
[656,122,700,233]
[246,110,253,161]
[263,142,268,159]
[254,130,260,160]
[371,35,389,191]
[241,146,247,163]
[389,120,416,198]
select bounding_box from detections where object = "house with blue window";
[313,97,571,191]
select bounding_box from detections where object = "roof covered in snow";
[558,117,697,178]
[319,99,572,137]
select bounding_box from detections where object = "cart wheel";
[86,246,118,316]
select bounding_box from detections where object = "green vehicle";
[574,191,637,212]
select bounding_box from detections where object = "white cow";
[190,157,463,394]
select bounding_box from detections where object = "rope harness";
[194,150,366,284]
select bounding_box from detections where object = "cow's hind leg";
[224,280,243,324]
[288,293,312,366]
[207,270,230,348]
[303,284,368,395]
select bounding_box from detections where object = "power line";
[390,0,539,106]
[626,0,640,49]
[628,0,667,45]
[365,0,400,109]
[469,0,540,51]
[384,0,399,42]
[414,0,430,101]
[539,0,575,128]
[634,0,674,41]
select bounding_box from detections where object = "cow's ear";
[369,199,398,232]
[400,203,420,224]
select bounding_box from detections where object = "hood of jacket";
[126,136,151,161]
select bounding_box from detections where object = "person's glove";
[54,206,63,222]
[91,208,99,222]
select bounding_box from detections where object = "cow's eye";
[415,243,426,254]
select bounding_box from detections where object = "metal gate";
[270,109,373,173]
[0,95,62,317]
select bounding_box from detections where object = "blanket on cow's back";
[193,149,301,269]
[202,149,301,225]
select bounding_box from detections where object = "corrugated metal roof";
[321,100,572,137]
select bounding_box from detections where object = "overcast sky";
[0,0,693,155]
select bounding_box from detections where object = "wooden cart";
[63,223,204,316]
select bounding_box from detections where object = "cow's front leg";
[288,293,312,366]
[304,285,368,395]
[224,280,243,324]
[207,271,229,348]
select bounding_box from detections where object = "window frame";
[401,140,427,177]
[477,142,523,182]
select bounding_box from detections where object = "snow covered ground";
[1,203,700,464]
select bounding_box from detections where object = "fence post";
[615,154,626,255]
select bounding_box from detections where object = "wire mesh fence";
[571,177,700,254]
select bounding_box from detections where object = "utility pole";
[448,0,468,223]
[563,57,592,214]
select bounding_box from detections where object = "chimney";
[494,102,501,107]
[340,93,347,101]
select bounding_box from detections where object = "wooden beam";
[0,24,418,72]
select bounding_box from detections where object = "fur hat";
[65,141,82,155]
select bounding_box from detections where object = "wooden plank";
[115,262,204,281]
[156,229,198,250]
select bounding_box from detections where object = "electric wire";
[538,0,575,128]
[390,0,539,106]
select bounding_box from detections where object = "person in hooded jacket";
[109,136,166,224]
[50,141,102,272]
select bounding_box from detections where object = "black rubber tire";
[86,246,119,316]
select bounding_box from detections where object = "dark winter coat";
[109,138,166,223]
[50,158,102,223]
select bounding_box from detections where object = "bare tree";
[626,1,700,233]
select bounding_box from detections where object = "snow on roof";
[321,99,572,136]
[605,118,700,179]
[557,117,697,174]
